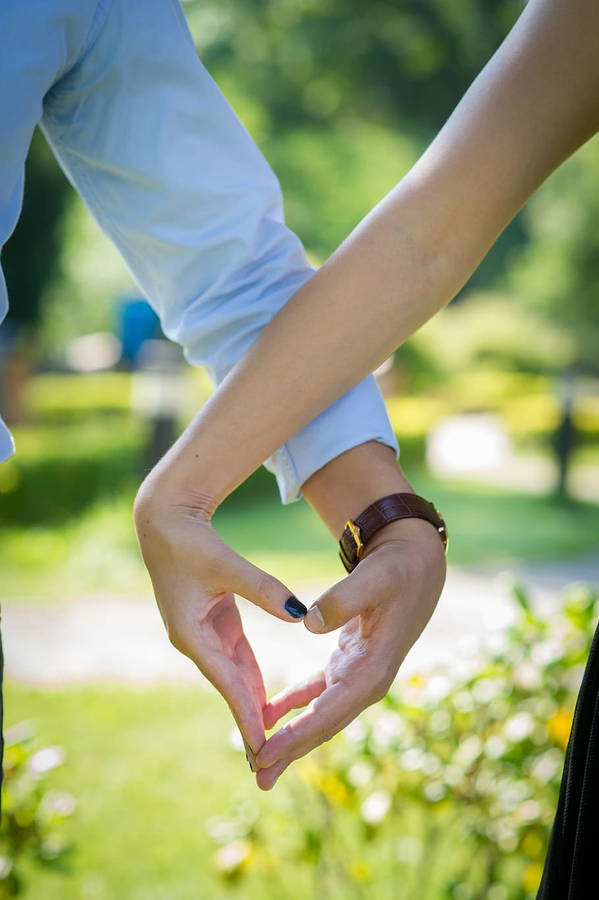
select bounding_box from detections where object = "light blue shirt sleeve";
[0,0,399,503]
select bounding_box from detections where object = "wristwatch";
[338,492,448,573]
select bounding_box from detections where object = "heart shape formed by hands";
[135,492,446,787]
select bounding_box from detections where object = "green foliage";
[265,122,417,260]
[0,723,75,897]
[208,583,598,899]
[186,0,522,134]
[2,131,72,336]
[508,138,599,372]
[0,418,144,525]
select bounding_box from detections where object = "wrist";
[301,440,447,566]
[301,440,413,538]
[134,458,218,537]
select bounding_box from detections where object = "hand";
[133,479,307,767]
[253,519,446,788]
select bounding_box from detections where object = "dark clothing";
[537,619,599,899]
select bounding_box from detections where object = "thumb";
[304,564,374,634]
[225,548,307,623]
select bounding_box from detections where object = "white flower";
[205,817,238,844]
[215,840,251,872]
[504,712,534,742]
[400,748,426,771]
[514,662,541,690]
[347,761,374,788]
[372,713,403,751]
[531,639,562,667]
[472,678,506,703]
[41,791,76,817]
[429,709,451,734]
[455,735,482,766]
[360,789,391,825]
[425,675,452,702]
[422,781,446,802]
[532,750,562,782]
[28,746,64,774]
[516,799,542,822]
[344,718,367,744]
[0,857,13,879]
[485,736,507,759]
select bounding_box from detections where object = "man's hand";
[133,479,306,768]
[254,517,446,788]
[240,437,447,789]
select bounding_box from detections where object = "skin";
[135,0,599,784]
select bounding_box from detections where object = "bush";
[0,722,75,897]
[209,583,598,899]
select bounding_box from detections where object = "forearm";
[140,0,599,510]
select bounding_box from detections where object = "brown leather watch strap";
[338,492,448,573]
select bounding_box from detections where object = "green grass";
[2,468,599,603]
[3,683,464,900]
[4,682,303,900]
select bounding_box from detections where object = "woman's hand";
[133,477,306,767]
[253,519,446,788]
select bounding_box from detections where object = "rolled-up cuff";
[263,374,399,504]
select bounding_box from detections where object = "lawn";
[2,681,484,900]
[4,682,294,900]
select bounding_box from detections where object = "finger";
[255,679,367,770]
[257,700,361,789]
[236,634,268,714]
[224,683,266,762]
[255,756,291,791]
[263,671,327,730]
[303,554,389,634]
[185,642,267,757]
[223,545,308,623]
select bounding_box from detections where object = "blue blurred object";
[118,297,161,365]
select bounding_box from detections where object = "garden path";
[4,552,599,693]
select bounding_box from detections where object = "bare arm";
[139,0,599,511]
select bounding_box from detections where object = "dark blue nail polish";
[285,595,307,618]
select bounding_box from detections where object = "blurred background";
[1,0,598,897]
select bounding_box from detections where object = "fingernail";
[304,604,326,633]
[245,752,254,772]
[284,595,307,618]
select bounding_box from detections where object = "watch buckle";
[346,519,364,561]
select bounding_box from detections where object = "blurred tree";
[185,0,528,286]
[509,138,599,373]
[185,0,524,133]
[2,128,72,337]
[3,0,597,377]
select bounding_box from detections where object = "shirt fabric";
[0,0,399,505]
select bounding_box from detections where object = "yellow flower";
[348,858,371,883]
[547,708,573,750]
[318,773,349,807]
[522,832,544,859]
[522,862,544,893]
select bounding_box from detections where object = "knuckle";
[370,675,391,704]
[256,569,281,603]
[166,623,185,652]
